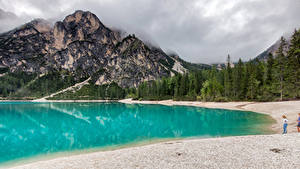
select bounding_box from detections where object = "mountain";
[256,34,291,61]
[0,10,208,99]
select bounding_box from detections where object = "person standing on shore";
[297,113,300,133]
[282,115,288,134]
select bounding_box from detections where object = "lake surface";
[0,102,274,164]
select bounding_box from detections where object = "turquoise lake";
[0,102,274,164]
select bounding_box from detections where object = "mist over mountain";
[0,10,210,99]
[256,33,293,61]
[0,9,24,33]
[1,0,299,63]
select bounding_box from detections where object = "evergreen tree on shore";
[233,59,243,99]
[134,29,300,102]
[224,55,233,98]
[273,37,287,101]
[286,29,300,98]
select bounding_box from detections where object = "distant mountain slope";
[256,34,291,61]
[0,10,207,99]
[168,54,210,72]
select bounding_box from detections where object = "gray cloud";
[0,9,26,32]
[0,0,299,63]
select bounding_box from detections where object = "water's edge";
[2,133,276,169]
[0,101,276,168]
[1,137,179,168]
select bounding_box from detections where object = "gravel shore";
[10,134,300,169]
[6,100,300,169]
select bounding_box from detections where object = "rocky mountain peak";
[117,34,145,52]
[51,10,120,52]
[63,10,103,34]
[0,10,199,89]
[29,19,52,33]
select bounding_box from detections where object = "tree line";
[134,29,300,101]
[49,82,126,100]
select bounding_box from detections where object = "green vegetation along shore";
[130,29,300,102]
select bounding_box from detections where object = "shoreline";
[0,99,117,102]
[2,99,300,133]
[2,133,266,169]
[2,99,300,168]
[119,99,300,133]
[2,99,300,132]
[2,137,181,169]
[9,133,300,169]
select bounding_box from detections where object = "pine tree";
[137,84,142,99]
[150,81,157,98]
[224,54,233,99]
[233,58,243,99]
[188,73,197,99]
[247,72,260,100]
[273,37,287,101]
[161,78,168,97]
[255,59,265,99]
[174,74,181,98]
[194,71,202,95]
[266,53,274,86]
[169,76,176,96]
[179,73,188,96]
[286,29,300,98]
[261,53,275,100]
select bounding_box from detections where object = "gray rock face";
[0,10,180,87]
[256,34,291,61]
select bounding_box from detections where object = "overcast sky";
[0,0,299,63]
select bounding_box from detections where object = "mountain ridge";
[0,10,209,99]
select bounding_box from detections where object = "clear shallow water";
[0,102,274,164]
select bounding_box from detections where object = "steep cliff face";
[0,10,192,90]
[0,19,51,73]
[96,35,176,87]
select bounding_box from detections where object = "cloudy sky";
[0,0,299,63]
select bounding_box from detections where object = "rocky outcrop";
[0,10,189,88]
